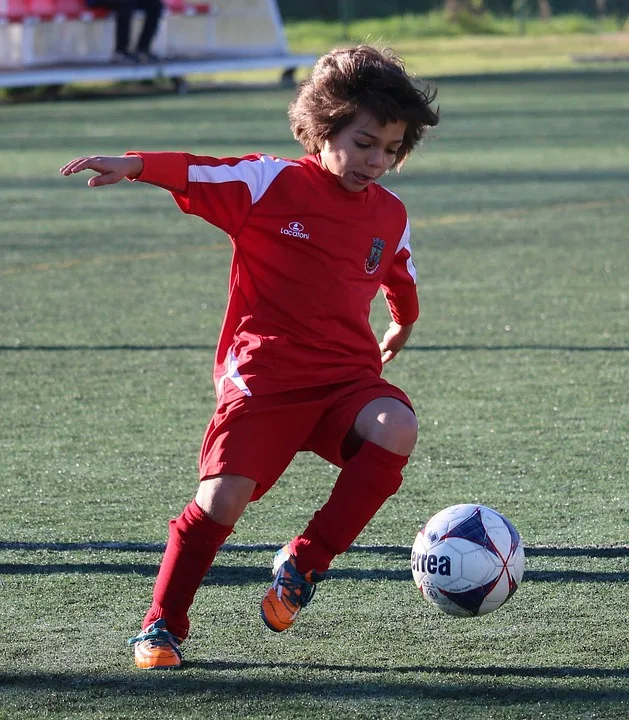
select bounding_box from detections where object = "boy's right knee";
[195,474,256,525]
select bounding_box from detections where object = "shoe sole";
[134,654,182,669]
[260,603,294,633]
[133,643,182,669]
[260,608,284,632]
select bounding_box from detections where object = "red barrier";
[0,0,213,22]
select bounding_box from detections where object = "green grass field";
[285,14,629,76]
[155,26,629,89]
[1,67,628,719]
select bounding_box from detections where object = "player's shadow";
[2,542,628,584]
[187,658,629,680]
[0,562,627,584]
[387,167,629,186]
[1,666,628,705]
[1,343,629,352]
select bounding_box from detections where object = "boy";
[60,44,439,670]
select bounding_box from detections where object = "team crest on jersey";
[365,237,385,275]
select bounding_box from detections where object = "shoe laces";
[128,620,182,657]
[276,562,322,610]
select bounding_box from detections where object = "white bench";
[0,0,316,92]
[0,0,218,67]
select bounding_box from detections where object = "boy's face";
[320,110,407,193]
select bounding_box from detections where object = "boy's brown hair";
[289,45,439,168]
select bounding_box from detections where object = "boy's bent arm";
[380,322,414,365]
[380,217,420,328]
[380,254,420,329]
[378,216,420,363]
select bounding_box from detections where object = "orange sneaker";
[260,545,325,632]
[128,619,182,669]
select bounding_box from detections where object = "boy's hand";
[379,321,413,364]
[59,155,143,186]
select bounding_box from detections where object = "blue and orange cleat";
[260,545,325,632]
[128,618,182,669]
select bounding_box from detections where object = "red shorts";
[198,377,413,501]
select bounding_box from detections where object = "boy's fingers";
[59,162,77,175]
[59,157,91,175]
[59,157,121,186]
[88,172,118,187]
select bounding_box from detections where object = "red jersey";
[132,152,419,401]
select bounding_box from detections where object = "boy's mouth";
[352,171,374,185]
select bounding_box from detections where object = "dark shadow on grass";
[189,658,629,679]
[0,668,628,704]
[0,344,217,352]
[442,106,629,121]
[405,344,629,352]
[0,135,295,153]
[2,68,626,109]
[1,344,628,353]
[1,563,627,584]
[388,168,629,186]
[434,69,629,86]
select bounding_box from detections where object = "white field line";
[1,541,627,556]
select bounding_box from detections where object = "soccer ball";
[411,504,525,617]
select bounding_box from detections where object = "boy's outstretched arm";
[379,321,414,365]
[59,155,143,186]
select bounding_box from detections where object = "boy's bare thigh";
[198,378,413,500]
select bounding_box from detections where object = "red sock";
[142,500,233,640]
[291,440,408,574]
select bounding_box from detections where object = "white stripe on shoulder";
[396,218,417,283]
[382,185,402,202]
[381,186,412,254]
[395,218,411,254]
[188,156,297,204]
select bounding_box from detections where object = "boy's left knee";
[356,397,418,456]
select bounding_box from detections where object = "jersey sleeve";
[380,217,420,326]
[127,151,296,236]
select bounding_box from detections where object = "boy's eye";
[354,140,399,156]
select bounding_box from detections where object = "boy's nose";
[366,149,386,168]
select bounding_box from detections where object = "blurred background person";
[85,0,164,63]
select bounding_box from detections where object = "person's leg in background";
[133,0,164,61]
[108,0,136,62]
